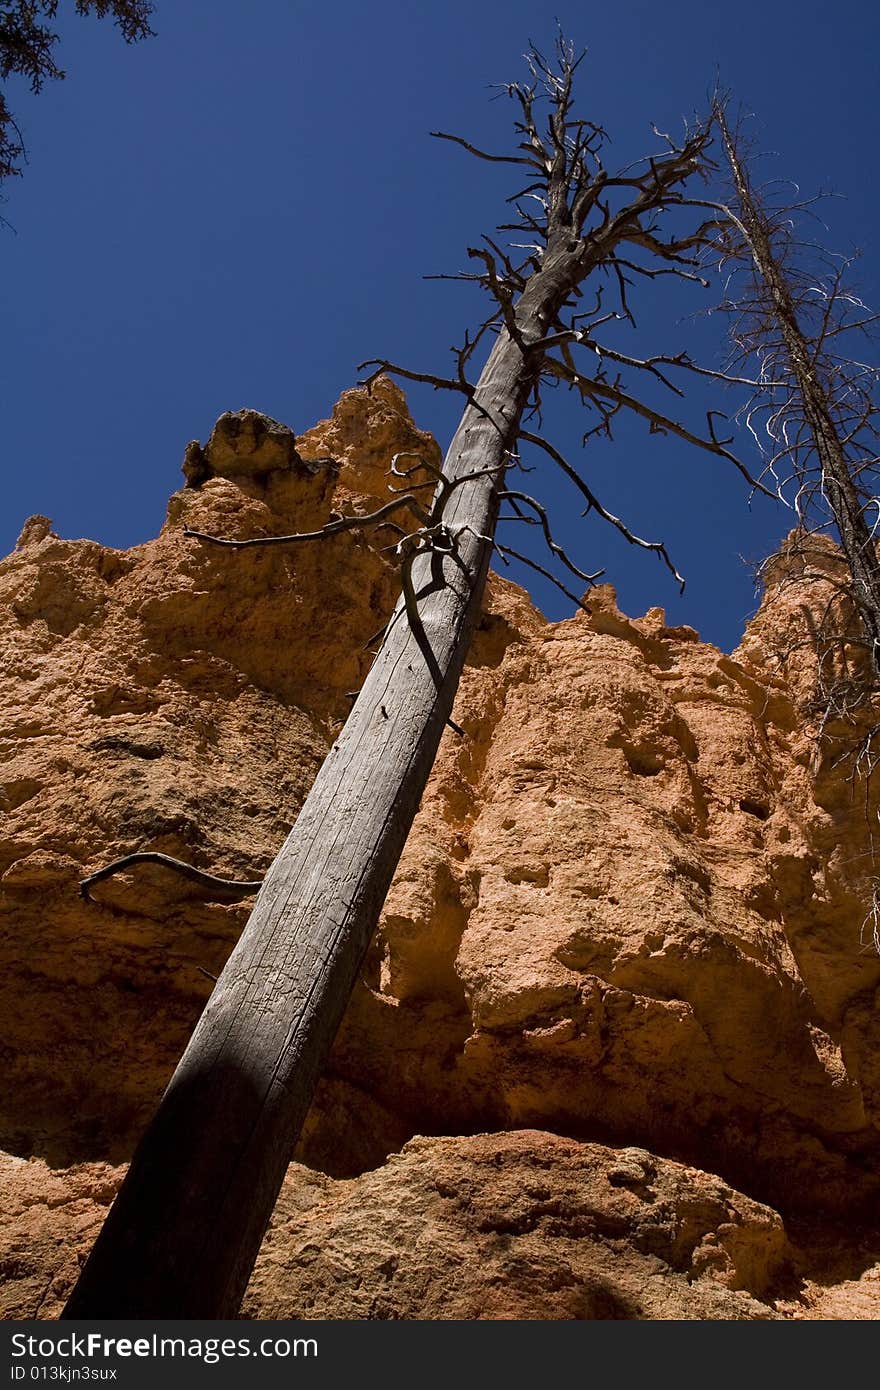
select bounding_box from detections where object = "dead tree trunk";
[64,43,755,1318]
[63,315,559,1318]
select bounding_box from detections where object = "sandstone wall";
[2,382,879,1319]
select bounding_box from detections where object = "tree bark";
[63,268,575,1318]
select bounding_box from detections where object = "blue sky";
[2,0,878,650]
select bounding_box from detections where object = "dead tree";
[707,108,880,950]
[63,40,768,1318]
[711,107,880,679]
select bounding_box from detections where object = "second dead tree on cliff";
[64,40,771,1317]
[712,107,880,681]
[709,108,880,943]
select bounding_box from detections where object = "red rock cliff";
[2,381,879,1319]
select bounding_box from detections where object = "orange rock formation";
[2,381,879,1319]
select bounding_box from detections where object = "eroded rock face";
[0,1132,787,1321]
[0,379,435,1161]
[247,1129,791,1320]
[2,380,879,1320]
[331,579,880,1219]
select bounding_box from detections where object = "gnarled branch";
[81,853,262,901]
[519,428,686,590]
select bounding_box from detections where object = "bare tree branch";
[358,360,474,396]
[540,354,773,495]
[499,488,603,585]
[519,428,686,588]
[183,495,430,550]
[493,540,592,611]
[81,853,262,901]
[431,129,541,168]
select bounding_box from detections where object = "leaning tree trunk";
[63,37,713,1310]
[720,112,880,679]
[62,262,576,1318]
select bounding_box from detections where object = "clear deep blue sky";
[2,0,878,650]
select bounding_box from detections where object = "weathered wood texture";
[63,280,567,1316]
